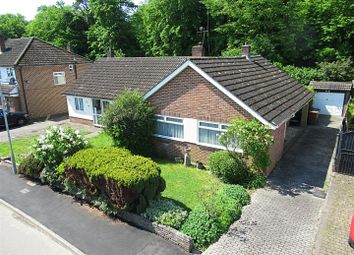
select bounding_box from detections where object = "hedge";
[61,147,165,213]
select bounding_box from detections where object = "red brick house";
[0,36,91,119]
[64,46,313,172]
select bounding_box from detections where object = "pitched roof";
[64,57,188,99]
[190,57,313,125]
[0,38,32,66]
[0,37,90,67]
[310,81,353,92]
[65,56,313,127]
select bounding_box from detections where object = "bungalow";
[0,35,91,118]
[64,45,313,172]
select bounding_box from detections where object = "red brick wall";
[266,122,286,175]
[70,116,94,126]
[148,67,251,123]
[16,63,90,119]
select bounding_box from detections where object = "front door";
[92,99,111,126]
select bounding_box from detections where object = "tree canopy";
[0,14,27,38]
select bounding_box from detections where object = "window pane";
[156,122,184,139]
[221,124,228,130]
[199,122,218,128]
[199,128,222,145]
[155,115,164,120]
[166,117,183,123]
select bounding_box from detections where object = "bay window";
[155,115,184,139]
[198,121,228,146]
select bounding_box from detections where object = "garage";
[310,81,353,116]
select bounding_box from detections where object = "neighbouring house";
[310,81,353,116]
[0,35,91,118]
[64,45,313,173]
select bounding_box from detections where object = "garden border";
[117,210,193,252]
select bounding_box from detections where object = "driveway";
[0,164,187,255]
[204,123,339,255]
[0,117,99,141]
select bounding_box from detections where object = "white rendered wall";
[66,96,93,120]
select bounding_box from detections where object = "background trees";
[1,0,352,79]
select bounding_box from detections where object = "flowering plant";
[33,126,87,170]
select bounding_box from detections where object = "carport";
[310,81,353,116]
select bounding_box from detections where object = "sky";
[0,0,144,21]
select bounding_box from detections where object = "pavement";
[204,119,340,255]
[0,116,100,142]
[0,199,81,255]
[0,163,187,255]
[313,173,354,255]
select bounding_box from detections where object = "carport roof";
[310,81,353,92]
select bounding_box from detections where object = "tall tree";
[0,14,27,38]
[26,1,89,56]
[133,0,208,56]
[87,0,140,58]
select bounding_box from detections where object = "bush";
[18,154,44,179]
[62,147,165,213]
[223,184,250,206]
[181,206,223,248]
[142,198,188,229]
[101,89,155,156]
[245,173,267,189]
[208,151,248,184]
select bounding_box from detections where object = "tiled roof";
[191,56,313,125]
[310,81,353,92]
[0,37,90,67]
[64,57,188,99]
[17,38,90,66]
[0,38,32,66]
[65,56,313,126]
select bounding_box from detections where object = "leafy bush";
[181,206,223,248]
[223,184,250,206]
[220,118,274,172]
[208,151,248,184]
[318,57,353,82]
[62,147,165,213]
[245,173,267,189]
[32,126,87,187]
[101,89,155,156]
[18,154,44,179]
[142,198,188,229]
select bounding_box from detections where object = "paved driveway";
[204,124,338,255]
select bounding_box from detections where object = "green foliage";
[33,126,87,170]
[318,58,354,82]
[132,0,206,56]
[223,184,250,206]
[62,147,165,212]
[220,118,274,172]
[0,14,27,38]
[101,89,155,156]
[26,2,90,56]
[181,206,223,248]
[142,198,188,229]
[347,101,354,129]
[274,62,323,86]
[245,173,267,189]
[208,151,248,184]
[18,154,44,180]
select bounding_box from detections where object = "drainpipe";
[17,66,29,114]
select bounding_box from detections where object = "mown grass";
[0,135,38,163]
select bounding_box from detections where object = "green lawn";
[159,161,223,210]
[88,133,113,147]
[0,135,38,163]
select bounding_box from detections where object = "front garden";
[2,90,272,250]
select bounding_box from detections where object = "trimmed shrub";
[223,184,250,206]
[62,147,165,213]
[208,151,248,184]
[142,198,188,229]
[101,89,155,156]
[181,206,223,248]
[18,154,44,180]
[245,174,267,189]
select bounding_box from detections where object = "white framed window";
[74,97,84,111]
[155,115,184,140]
[198,121,228,146]
[53,72,66,85]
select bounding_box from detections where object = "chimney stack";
[0,34,6,54]
[242,43,251,60]
[192,42,205,57]
[66,43,73,52]
[107,47,113,58]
